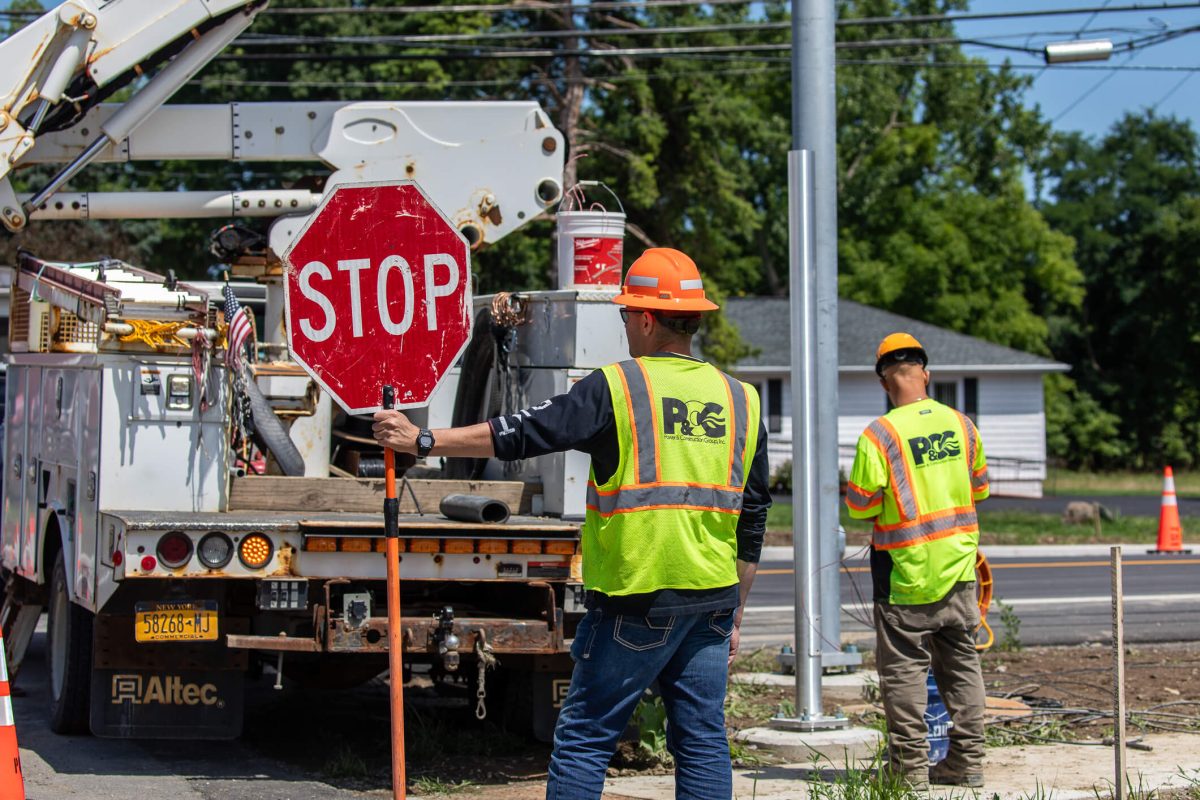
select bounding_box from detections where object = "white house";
[723,298,1069,498]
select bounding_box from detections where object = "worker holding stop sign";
[282,180,473,800]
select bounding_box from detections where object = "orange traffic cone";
[0,629,24,800]
[1153,466,1192,554]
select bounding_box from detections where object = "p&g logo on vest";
[661,397,726,441]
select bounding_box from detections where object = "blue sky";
[959,1,1200,142]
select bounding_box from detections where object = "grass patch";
[767,502,793,532]
[730,646,780,675]
[768,503,1159,545]
[411,776,477,796]
[973,508,1158,545]
[1046,468,1200,497]
[322,743,369,780]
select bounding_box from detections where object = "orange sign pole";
[382,385,407,800]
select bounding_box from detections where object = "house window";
[933,381,958,409]
[964,377,978,424]
[767,379,782,434]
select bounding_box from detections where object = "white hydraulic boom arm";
[0,0,268,231]
[0,0,567,252]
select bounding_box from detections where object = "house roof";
[723,297,1068,373]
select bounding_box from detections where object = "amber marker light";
[238,533,274,569]
[306,537,337,552]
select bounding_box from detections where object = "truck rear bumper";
[227,614,562,655]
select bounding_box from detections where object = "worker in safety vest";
[846,333,989,789]
[373,248,771,800]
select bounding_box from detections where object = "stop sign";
[282,181,471,414]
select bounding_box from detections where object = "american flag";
[223,283,254,371]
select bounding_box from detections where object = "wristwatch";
[415,428,436,458]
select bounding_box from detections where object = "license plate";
[134,600,218,643]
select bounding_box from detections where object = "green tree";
[832,1,1081,356]
[1041,113,1200,467]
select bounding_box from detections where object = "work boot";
[928,761,984,787]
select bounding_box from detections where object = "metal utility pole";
[772,0,850,731]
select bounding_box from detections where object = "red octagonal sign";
[282,181,471,414]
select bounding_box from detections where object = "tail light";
[238,533,274,570]
[156,532,193,569]
[197,532,233,569]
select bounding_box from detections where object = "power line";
[236,30,1047,55]
[1149,68,1198,107]
[257,0,1200,23]
[200,58,1200,81]
[6,0,1200,23]
[234,22,1166,46]
[1055,47,1141,121]
[219,25,1200,62]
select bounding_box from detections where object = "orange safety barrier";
[0,628,25,799]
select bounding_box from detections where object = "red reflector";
[113,551,123,566]
[140,556,157,572]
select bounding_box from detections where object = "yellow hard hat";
[613,248,719,312]
[875,332,927,376]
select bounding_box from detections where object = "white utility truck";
[0,0,622,740]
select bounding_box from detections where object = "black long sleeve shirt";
[487,353,771,615]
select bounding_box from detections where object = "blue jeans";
[546,607,735,800]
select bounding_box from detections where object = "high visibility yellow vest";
[582,356,761,597]
[846,398,989,605]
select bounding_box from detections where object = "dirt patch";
[978,641,1200,744]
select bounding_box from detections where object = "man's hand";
[728,559,757,667]
[372,410,418,454]
[728,620,742,666]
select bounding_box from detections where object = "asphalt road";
[740,549,1200,649]
[983,493,1200,517]
[14,628,384,799]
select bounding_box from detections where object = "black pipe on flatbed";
[439,494,510,524]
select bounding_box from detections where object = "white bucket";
[556,210,626,289]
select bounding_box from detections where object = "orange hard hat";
[875,332,927,376]
[613,248,719,312]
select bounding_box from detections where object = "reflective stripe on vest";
[872,505,979,550]
[954,411,989,492]
[864,418,919,519]
[972,466,989,491]
[587,483,744,516]
[616,360,659,484]
[720,372,749,487]
[846,480,883,511]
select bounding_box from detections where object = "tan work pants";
[874,581,985,775]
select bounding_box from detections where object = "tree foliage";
[1040,113,1200,468]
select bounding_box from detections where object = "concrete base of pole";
[777,649,863,673]
[735,725,882,763]
[729,671,874,707]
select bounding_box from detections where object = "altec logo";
[908,431,962,466]
[661,398,726,441]
[111,674,223,708]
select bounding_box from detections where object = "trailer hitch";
[432,606,460,672]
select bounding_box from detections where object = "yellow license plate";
[134,600,219,643]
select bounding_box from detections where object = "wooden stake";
[383,385,407,800]
[1111,545,1126,800]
